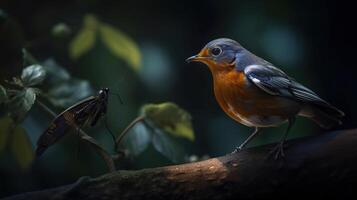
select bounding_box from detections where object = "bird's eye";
[211,47,222,56]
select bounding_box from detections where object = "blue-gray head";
[186,38,246,71]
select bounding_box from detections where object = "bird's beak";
[187,48,210,63]
[186,55,209,63]
[186,55,199,63]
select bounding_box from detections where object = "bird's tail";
[299,103,344,129]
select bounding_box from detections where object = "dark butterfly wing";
[90,100,108,126]
[36,96,97,156]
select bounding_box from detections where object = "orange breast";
[212,70,300,127]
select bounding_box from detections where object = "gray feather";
[243,64,344,119]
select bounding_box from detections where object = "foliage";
[0,64,46,169]
[0,117,34,170]
[0,13,195,173]
[0,117,12,154]
[7,87,37,122]
[69,15,97,60]
[121,102,195,163]
[10,122,34,169]
[6,64,45,122]
[70,14,141,71]
[0,52,195,170]
[41,58,93,108]
[141,102,195,141]
[21,64,46,87]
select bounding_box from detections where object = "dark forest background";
[0,0,356,198]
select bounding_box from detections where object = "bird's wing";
[244,64,329,104]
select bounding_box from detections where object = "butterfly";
[36,88,115,156]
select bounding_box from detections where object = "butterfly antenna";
[76,126,81,161]
[104,116,118,151]
[109,92,124,105]
[112,80,124,105]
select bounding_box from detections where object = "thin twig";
[115,115,146,148]
[36,100,56,117]
[36,99,116,172]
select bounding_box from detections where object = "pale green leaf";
[21,64,46,87]
[141,102,195,141]
[69,15,98,59]
[8,88,37,122]
[0,117,13,154]
[11,124,34,169]
[99,23,141,71]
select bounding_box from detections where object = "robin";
[186,38,344,159]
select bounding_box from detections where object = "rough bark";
[5,129,357,200]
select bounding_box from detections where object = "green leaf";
[123,122,151,156]
[42,58,71,85]
[0,117,13,154]
[21,64,46,87]
[0,85,7,104]
[69,14,98,59]
[99,23,141,71]
[7,88,37,122]
[152,128,185,163]
[47,79,93,108]
[10,124,34,170]
[141,102,195,141]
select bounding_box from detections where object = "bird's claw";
[268,143,286,160]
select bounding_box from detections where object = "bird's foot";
[231,146,242,154]
[268,142,286,160]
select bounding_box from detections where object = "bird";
[186,38,344,159]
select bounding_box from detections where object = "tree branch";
[5,129,357,199]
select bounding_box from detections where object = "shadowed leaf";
[0,117,13,154]
[0,85,7,117]
[123,122,151,156]
[21,65,46,87]
[99,23,141,71]
[120,102,194,162]
[47,79,93,108]
[141,102,195,141]
[152,128,185,163]
[8,88,37,122]
[69,15,98,59]
[42,58,71,85]
[10,124,34,169]
[40,58,94,108]
[0,85,7,104]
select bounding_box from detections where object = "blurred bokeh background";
[0,0,356,197]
